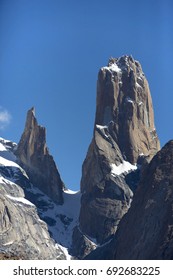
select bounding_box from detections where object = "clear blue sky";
[0,0,173,190]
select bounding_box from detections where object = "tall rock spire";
[72,55,160,258]
[95,55,160,164]
[15,107,64,204]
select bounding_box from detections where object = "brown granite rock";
[15,107,64,204]
[72,55,160,258]
[95,55,160,163]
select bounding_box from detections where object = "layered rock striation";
[15,107,64,204]
[72,55,160,258]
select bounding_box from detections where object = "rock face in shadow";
[112,140,173,260]
[15,107,64,204]
[71,55,160,258]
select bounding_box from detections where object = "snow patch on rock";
[102,62,121,73]
[111,161,137,176]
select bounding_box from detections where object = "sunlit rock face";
[95,55,160,164]
[15,107,64,204]
[71,55,160,258]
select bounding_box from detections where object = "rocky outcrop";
[112,140,173,260]
[71,226,97,259]
[72,55,160,258]
[0,175,65,259]
[0,196,64,259]
[0,137,78,260]
[15,107,64,204]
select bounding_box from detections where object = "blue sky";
[0,0,173,190]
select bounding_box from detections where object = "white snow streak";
[136,82,142,88]
[96,124,108,130]
[0,142,7,151]
[57,244,71,260]
[126,97,134,104]
[6,194,35,206]
[0,156,19,168]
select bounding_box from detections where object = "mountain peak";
[72,55,160,258]
[96,56,160,163]
[15,108,64,204]
[26,106,36,125]
[29,106,35,114]
[108,55,134,66]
